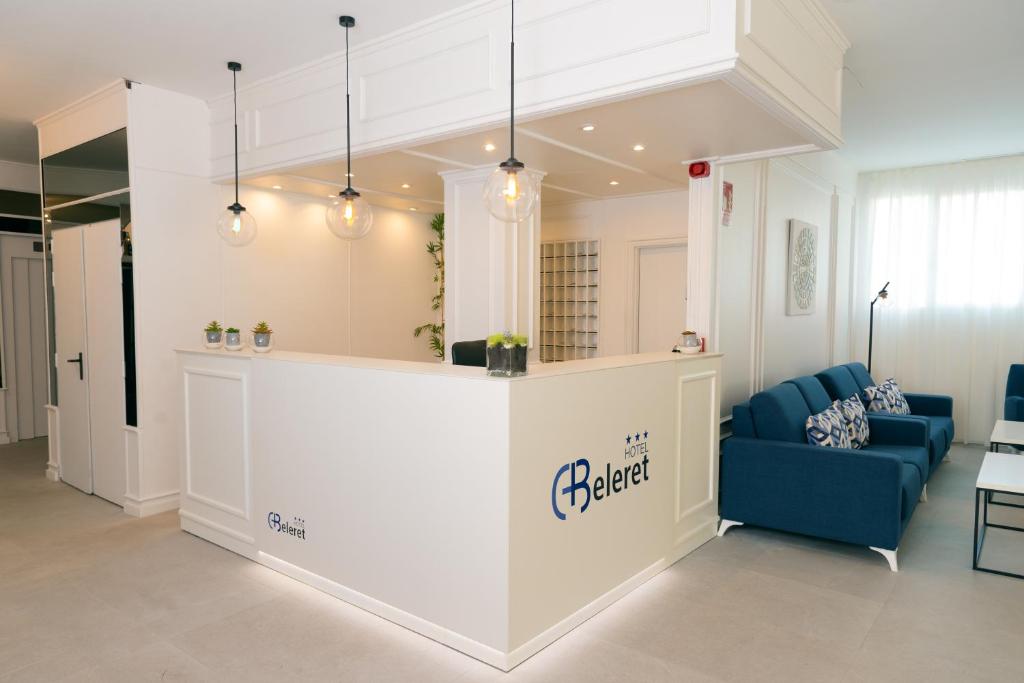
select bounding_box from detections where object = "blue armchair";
[816,363,953,475]
[1006,365,1024,422]
[721,378,931,571]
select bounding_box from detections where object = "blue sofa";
[721,375,933,571]
[1006,364,1024,421]
[816,362,953,475]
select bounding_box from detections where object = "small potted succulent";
[204,320,224,348]
[224,327,242,351]
[486,332,528,377]
[251,321,273,353]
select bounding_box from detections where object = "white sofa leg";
[869,546,899,572]
[717,519,744,537]
[920,484,928,503]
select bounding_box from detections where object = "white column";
[441,167,544,361]
[687,165,722,351]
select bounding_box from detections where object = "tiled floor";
[3,439,1024,681]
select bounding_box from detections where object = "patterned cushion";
[880,378,911,415]
[806,403,853,449]
[836,395,870,448]
[862,384,892,413]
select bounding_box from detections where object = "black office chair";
[451,339,487,367]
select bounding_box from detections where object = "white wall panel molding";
[208,0,741,180]
[183,366,251,521]
[35,81,128,159]
[730,0,848,149]
[825,190,840,365]
[748,160,769,394]
[675,369,718,541]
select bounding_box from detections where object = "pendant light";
[483,0,538,224]
[326,15,373,240]
[217,61,258,246]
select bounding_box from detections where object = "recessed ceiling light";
[483,143,496,152]
[272,185,282,190]
[632,144,645,152]
[581,124,595,132]
[401,183,411,189]
[609,180,620,186]
[327,194,335,199]
[409,207,418,212]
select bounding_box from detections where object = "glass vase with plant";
[486,332,528,377]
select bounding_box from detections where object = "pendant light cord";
[345,22,353,192]
[232,68,239,205]
[509,0,515,160]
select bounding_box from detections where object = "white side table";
[974,452,1024,580]
[989,419,1024,452]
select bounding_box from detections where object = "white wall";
[541,191,688,358]
[221,187,438,362]
[717,150,857,418]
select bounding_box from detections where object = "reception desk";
[176,348,721,670]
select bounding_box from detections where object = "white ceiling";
[0,0,468,164]
[245,80,808,211]
[821,0,1024,171]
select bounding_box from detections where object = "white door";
[52,226,92,494]
[51,219,126,504]
[83,222,126,504]
[636,243,687,353]
[12,254,49,439]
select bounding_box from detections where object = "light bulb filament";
[344,199,355,225]
[503,171,520,202]
[232,214,242,234]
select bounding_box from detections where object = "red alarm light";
[688,161,711,178]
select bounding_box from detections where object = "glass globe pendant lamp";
[217,61,257,246]
[326,15,373,240]
[483,0,538,223]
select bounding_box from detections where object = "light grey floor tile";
[4,439,1024,681]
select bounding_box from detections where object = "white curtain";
[851,155,1024,443]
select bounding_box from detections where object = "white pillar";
[442,167,544,361]
[687,164,721,352]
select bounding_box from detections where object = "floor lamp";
[868,281,889,374]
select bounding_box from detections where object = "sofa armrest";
[868,414,929,448]
[720,437,905,549]
[1006,396,1024,422]
[903,392,953,417]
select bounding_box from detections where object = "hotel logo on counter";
[267,511,307,540]
[551,430,651,520]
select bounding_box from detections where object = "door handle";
[66,352,84,381]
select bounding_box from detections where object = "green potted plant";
[224,327,242,350]
[413,213,445,359]
[251,321,273,352]
[486,332,528,377]
[204,320,223,348]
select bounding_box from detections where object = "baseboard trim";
[180,509,256,559]
[255,522,717,672]
[258,550,510,670]
[123,490,179,517]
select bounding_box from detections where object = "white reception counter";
[176,348,721,670]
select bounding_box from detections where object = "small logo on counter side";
[551,430,651,520]
[268,511,307,540]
